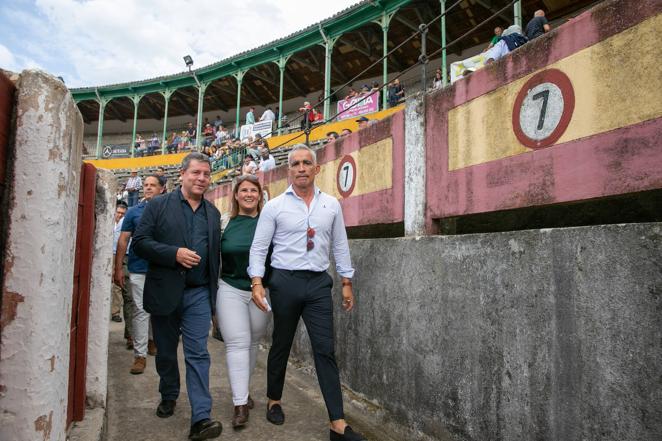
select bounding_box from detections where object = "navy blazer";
[133,190,221,316]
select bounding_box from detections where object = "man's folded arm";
[133,200,179,268]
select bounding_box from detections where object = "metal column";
[130,94,143,158]
[94,98,108,159]
[440,0,448,86]
[374,11,396,109]
[195,82,208,150]
[319,26,339,120]
[160,89,174,154]
[233,70,246,137]
[514,0,522,28]
[274,55,290,135]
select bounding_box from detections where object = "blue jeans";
[151,286,213,424]
[127,191,139,207]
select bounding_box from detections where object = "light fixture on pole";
[183,55,194,71]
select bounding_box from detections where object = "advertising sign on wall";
[336,92,379,121]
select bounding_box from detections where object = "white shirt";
[259,155,276,172]
[249,186,354,279]
[259,109,276,121]
[125,175,142,191]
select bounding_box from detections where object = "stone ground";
[106,321,398,441]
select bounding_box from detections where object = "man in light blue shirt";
[245,107,256,125]
[249,145,365,441]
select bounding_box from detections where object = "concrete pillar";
[404,93,426,236]
[0,70,84,441]
[85,169,117,410]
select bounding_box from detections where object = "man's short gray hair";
[287,144,317,166]
[181,152,211,171]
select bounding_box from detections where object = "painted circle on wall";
[512,69,575,149]
[336,155,357,198]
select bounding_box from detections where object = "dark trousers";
[151,286,212,424]
[267,269,344,421]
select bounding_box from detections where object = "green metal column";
[273,55,290,135]
[95,98,108,159]
[319,26,339,120]
[374,11,396,109]
[233,70,247,137]
[160,89,174,154]
[130,94,143,158]
[441,0,448,86]
[195,82,208,150]
[514,0,522,28]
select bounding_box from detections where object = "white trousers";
[129,273,152,357]
[216,279,270,406]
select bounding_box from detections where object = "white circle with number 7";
[338,162,354,193]
[519,82,564,141]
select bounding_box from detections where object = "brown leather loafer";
[232,405,249,429]
[129,356,146,375]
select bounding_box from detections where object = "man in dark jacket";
[133,152,222,440]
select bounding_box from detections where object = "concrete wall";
[291,222,662,440]
[0,70,84,441]
[85,169,117,409]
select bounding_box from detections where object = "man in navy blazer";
[133,152,223,440]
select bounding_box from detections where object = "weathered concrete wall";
[0,70,83,441]
[291,222,662,441]
[85,169,117,409]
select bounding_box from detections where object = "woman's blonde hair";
[230,174,264,219]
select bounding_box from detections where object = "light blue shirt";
[246,111,255,125]
[248,185,354,279]
[113,217,126,255]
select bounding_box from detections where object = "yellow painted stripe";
[85,152,188,170]
[213,137,393,213]
[448,14,662,170]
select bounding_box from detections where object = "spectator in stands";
[213,115,223,129]
[432,69,443,90]
[242,155,258,175]
[340,128,352,137]
[387,79,405,108]
[246,107,256,125]
[148,133,160,155]
[326,131,339,143]
[485,25,527,64]
[260,107,276,123]
[299,101,314,131]
[186,122,196,145]
[125,169,142,207]
[258,148,275,172]
[485,27,503,51]
[167,132,181,154]
[526,10,550,41]
[356,116,370,130]
[345,87,358,101]
[115,175,164,375]
[203,123,214,147]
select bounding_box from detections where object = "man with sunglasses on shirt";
[248,144,364,441]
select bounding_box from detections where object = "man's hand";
[251,278,268,313]
[114,266,125,289]
[176,248,201,269]
[341,284,355,311]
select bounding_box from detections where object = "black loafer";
[330,425,367,441]
[189,419,223,440]
[266,403,285,425]
[156,399,176,418]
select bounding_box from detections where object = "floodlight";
[183,55,194,69]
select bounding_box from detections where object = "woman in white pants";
[216,174,270,429]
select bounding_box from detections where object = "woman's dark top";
[220,215,259,291]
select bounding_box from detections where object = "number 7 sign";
[512,69,575,149]
[336,155,357,198]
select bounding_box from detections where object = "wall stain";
[1,291,25,332]
[34,411,53,441]
[49,355,55,372]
